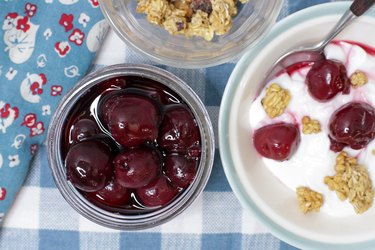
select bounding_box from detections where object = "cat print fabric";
[0,0,109,224]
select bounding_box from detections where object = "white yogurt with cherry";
[249,41,375,216]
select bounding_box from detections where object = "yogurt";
[249,41,375,217]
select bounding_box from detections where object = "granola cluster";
[296,186,324,213]
[261,83,291,118]
[136,0,249,41]
[350,71,368,88]
[324,151,375,214]
[301,116,321,134]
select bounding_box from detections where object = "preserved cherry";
[306,59,350,102]
[253,123,300,161]
[329,102,375,152]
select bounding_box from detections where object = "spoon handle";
[351,0,375,16]
[318,0,374,49]
[318,9,356,49]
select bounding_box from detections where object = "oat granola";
[301,116,321,134]
[261,83,291,118]
[350,71,368,88]
[324,151,375,214]
[296,186,324,213]
[136,0,249,41]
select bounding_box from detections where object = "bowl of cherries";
[48,64,214,230]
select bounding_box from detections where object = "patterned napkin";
[0,0,109,224]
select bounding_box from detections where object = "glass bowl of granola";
[98,0,283,68]
[219,2,375,249]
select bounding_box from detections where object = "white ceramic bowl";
[219,2,375,249]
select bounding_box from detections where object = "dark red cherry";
[66,140,113,192]
[158,105,201,156]
[253,123,300,161]
[89,178,131,207]
[136,175,179,207]
[70,118,100,143]
[164,154,198,189]
[114,147,161,189]
[329,102,375,152]
[100,93,160,147]
[306,59,350,101]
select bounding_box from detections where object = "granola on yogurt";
[296,186,324,213]
[261,83,291,118]
[324,151,375,214]
[136,0,249,41]
[350,71,368,88]
[301,116,321,134]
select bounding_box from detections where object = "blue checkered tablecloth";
[0,0,343,249]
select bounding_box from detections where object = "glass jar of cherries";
[48,64,214,229]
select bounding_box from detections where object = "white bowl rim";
[219,2,375,250]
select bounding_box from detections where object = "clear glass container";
[47,64,215,230]
[99,0,284,68]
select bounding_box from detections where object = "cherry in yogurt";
[306,59,350,102]
[329,102,375,152]
[253,123,300,161]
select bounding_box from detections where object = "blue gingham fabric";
[0,0,342,249]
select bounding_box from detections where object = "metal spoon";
[261,0,375,85]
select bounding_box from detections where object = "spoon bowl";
[262,0,375,85]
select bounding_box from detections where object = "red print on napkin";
[51,85,63,96]
[21,113,45,137]
[0,103,19,134]
[16,16,30,32]
[25,3,37,17]
[69,29,85,46]
[89,0,99,8]
[0,188,6,201]
[59,13,74,32]
[55,41,71,57]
